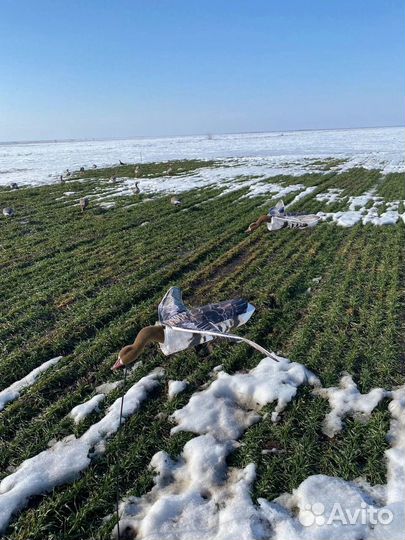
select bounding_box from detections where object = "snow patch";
[313,375,387,437]
[114,360,405,540]
[0,369,163,533]
[286,186,316,207]
[0,356,63,411]
[68,394,105,424]
[170,355,320,440]
[1,127,403,187]
[315,188,344,205]
[95,380,123,394]
[168,380,188,400]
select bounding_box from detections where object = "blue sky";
[0,0,403,141]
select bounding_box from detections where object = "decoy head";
[113,345,140,370]
[246,222,258,234]
[112,326,165,370]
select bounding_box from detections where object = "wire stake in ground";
[115,366,128,540]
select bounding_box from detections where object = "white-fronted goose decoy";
[112,286,273,370]
[3,207,15,218]
[170,196,181,206]
[79,197,89,212]
[247,200,319,233]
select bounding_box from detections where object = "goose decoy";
[65,169,71,177]
[166,166,173,175]
[170,196,181,206]
[92,164,97,169]
[9,183,18,190]
[60,175,65,184]
[247,200,319,233]
[3,207,15,218]
[80,166,85,172]
[79,197,89,212]
[119,160,125,166]
[133,181,140,195]
[134,166,140,177]
[109,176,117,184]
[112,286,274,370]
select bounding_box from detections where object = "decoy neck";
[118,325,165,366]
[246,214,271,233]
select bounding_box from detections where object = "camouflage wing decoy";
[157,287,274,358]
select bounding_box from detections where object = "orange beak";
[111,356,125,371]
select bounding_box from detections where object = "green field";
[0,163,404,539]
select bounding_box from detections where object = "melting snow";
[114,360,405,540]
[114,355,320,538]
[1,127,403,187]
[315,188,344,205]
[313,374,387,437]
[286,186,316,207]
[0,369,163,533]
[68,394,105,424]
[386,385,405,505]
[170,355,320,440]
[95,380,123,394]
[316,190,405,228]
[168,380,188,400]
[0,356,63,412]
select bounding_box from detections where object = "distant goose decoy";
[134,166,140,177]
[80,166,85,172]
[3,207,15,218]
[112,286,273,370]
[170,196,182,206]
[133,181,140,195]
[60,175,65,184]
[9,183,18,190]
[65,169,71,177]
[79,197,89,212]
[92,164,97,169]
[119,160,125,166]
[109,176,117,184]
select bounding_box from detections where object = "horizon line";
[1,124,403,146]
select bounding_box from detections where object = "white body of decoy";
[267,200,319,231]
